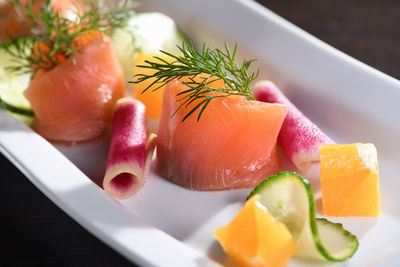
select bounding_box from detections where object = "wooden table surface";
[1,0,399,266]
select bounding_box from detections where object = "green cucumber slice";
[0,47,33,123]
[247,171,358,261]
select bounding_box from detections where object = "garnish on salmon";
[0,0,82,42]
[133,42,259,121]
[1,0,135,76]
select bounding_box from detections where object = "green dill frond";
[133,42,259,121]
[1,0,136,75]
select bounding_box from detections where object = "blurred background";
[257,0,400,79]
[1,0,399,266]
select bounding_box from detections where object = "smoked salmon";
[156,79,287,190]
[0,0,82,41]
[24,34,124,141]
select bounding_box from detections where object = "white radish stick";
[253,80,334,171]
[103,98,156,199]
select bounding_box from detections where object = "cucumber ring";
[0,47,34,123]
[248,171,359,261]
[0,97,34,116]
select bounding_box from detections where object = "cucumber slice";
[247,171,358,261]
[0,47,33,123]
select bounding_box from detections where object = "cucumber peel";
[0,47,33,123]
[247,171,358,261]
[0,98,33,116]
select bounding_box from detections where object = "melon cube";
[214,195,298,267]
[320,143,380,217]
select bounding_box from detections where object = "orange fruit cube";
[320,143,380,217]
[133,53,174,119]
[214,195,297,267]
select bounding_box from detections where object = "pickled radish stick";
[253,80,334,171]
[103,98,156,199]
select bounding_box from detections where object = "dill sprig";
[133,42,259,121]
[1,0,135,75]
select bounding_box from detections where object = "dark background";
[1,0,399,266]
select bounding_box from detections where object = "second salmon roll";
[156,79,287,190]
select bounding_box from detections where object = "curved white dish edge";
[0,113,217,267]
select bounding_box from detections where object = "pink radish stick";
[253,80,334,171]
[103,98,156,199]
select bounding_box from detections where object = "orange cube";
[214,195,297,267]
[320,143,380,217]
[133,53,170,119]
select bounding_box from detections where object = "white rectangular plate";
[1,0,400,266]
